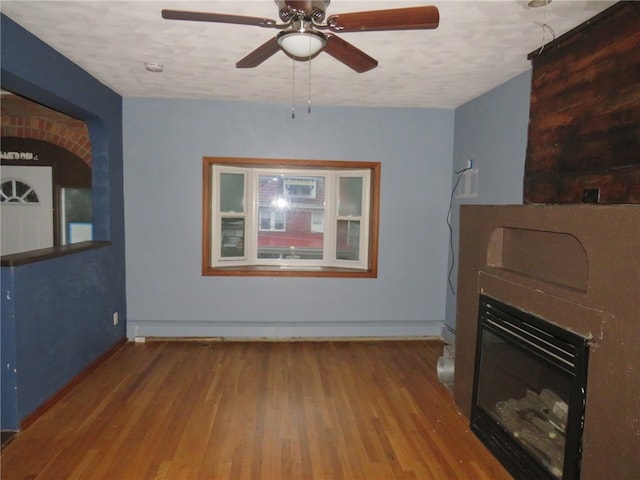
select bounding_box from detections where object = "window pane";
[259,208,286,232]
[220,217,244,257]
[257,174,325,260]
[338,177,362,216]
[61,188,92,244]
[336,220,360,261]
[274,210,286,230]
[220,173,244,213]
[15,181,30,198]
[1,181,13,198]
[311,211,324,233]
[259,210,271,230]
[24,189,39,203]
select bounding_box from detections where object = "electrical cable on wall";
[534,0,556,55]
[446,162,472,295]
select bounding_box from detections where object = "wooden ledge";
[1,241,111,267]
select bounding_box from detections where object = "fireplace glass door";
[471,295,589,480]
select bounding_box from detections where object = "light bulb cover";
[277,30,326,59]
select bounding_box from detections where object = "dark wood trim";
[203,157,382,170]
[202,265,378,278]
[368,161,381,277]
[1,240,111,266]
[20,338,127,430]
[202,156,213,275]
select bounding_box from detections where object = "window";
[259,208,286,232]
[203,157,380,278]
[311,211,324,233]
[283,177,317,199]
[1,179,40,203]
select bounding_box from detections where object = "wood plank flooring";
[1,340,512,479]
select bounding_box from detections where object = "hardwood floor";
[1,340,512,480]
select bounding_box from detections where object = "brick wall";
[1,93,91,165]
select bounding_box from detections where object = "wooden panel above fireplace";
[524,2,640,204]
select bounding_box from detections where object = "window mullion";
[359,171,371,267]
[324,173,337,266]
[246,169,257,264]
[211,166,218,263]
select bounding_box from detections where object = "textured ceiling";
[1,1,616,108]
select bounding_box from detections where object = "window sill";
[203,265,377,278]
[1,241,112,267]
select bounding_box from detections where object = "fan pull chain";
[291,57,296,119]
[308,54,312,114]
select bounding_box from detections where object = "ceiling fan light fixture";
[277,30,326,59]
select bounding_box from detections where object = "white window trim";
[211,166,248,266]
[210,165,370,270]
[335,171,371,268]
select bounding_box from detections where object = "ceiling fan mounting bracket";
[275,0,330,24]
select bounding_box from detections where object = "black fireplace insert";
[471,295,590,480]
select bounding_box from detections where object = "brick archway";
[1,94,91,166]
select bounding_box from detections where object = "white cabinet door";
[1,165,54,255]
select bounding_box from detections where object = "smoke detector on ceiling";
[528,0,551,7]
[144,62,164,73]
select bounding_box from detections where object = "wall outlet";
[113,311,119,326]
[583,188,600,203]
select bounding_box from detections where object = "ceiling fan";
[161,1,439,73]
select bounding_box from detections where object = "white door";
[1,165,54,255]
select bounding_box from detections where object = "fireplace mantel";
[454,204,640,480]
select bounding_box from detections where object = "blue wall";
[1,267,18,429]
[123,99,455,338]
[444,70,532,341]
[0,14,126,430]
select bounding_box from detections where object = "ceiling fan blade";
[162,9,277,28]
[323,34,378,73]
[236,38,282,68]
[327,6,439,32]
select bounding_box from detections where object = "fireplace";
[453,205,640,480]
[471,295,589,480]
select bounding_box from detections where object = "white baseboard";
[441,323,456,345]
[127,319,448,341]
